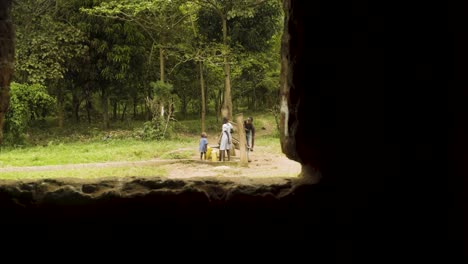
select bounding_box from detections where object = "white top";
[220,122,233,150]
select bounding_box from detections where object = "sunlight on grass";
[0,138,195,167]
[0,165,167,180]
[256,136,282,154]
[159,149,193,159]
[0,112,287,179]
[0,136,282,168]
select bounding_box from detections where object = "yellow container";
[211,149,218,162]
[206,146,212,160]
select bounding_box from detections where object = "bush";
[4,82,55,144]
[134,118,175,141]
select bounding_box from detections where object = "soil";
[165,145,301,179]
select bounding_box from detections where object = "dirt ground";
[159,128,301,179]
[164,145,301,179]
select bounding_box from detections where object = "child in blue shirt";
[199,132,208,160]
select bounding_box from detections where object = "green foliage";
[175,114,221,134]
[4,83,55,144]
[135,81,177,140]
[81,0,188,49]
[13,2,88,84]
[197,8,222,42]
[135,120,166,141]
[81,0,184,19]
[197,0,282,51]
[9,0,283,129]
[150,81,174,100]
[229,0,282,52]
[232,28,281,111]
[170,61,198,115]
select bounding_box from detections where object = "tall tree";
[82,0,189,119]
[12,0,88,127]
[194,0,281,119]
[0,0,14,144]
[179,2,209,132]
[234,30,282,110]
[195,0,233,119]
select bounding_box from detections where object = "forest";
[1,0,283,145]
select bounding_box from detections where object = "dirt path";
[0,145,301,179]
[165,146,301,179]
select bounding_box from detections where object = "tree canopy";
[1,0,284,144]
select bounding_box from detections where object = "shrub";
[4,82,55,144]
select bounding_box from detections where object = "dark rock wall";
[0,0,14,144]
[278,0,463,259]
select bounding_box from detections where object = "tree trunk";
[221,16,232,120]
[215,89,223,122]
[219,89,224,120]
[189,12,206,130]
[181,96,187,116]
[57,85,65,128]
[236,114,248,167]
[0,0,14,144]
[86,99,92,124]
[0,71,11,144]
[200,61,206,133]
[112,99,117,121]
[160,48,165,83]
[72,89,81,123]
[121,102,127,121]
[133,96,137,118]
[253,84,257,111]
[159,45,166,118]
[214,89,219,121]
[84,82,92,124]
[101,88,110,129]
[205,81,209,115]
[145,101,151,121]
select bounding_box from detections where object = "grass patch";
[0,111,281,167]
[0,138,195,167]
[159,149,193,159]
[0,165,167,180]
[255,136,282,154]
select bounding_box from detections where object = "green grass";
[0,138,195,167]
[159,149,194,159]
[0,165,167,180]
[255,136,282,154]
[0,111,294,180]
[0,112,281,168]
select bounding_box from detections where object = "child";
[219,117,233,161]
[199,132,208,160]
